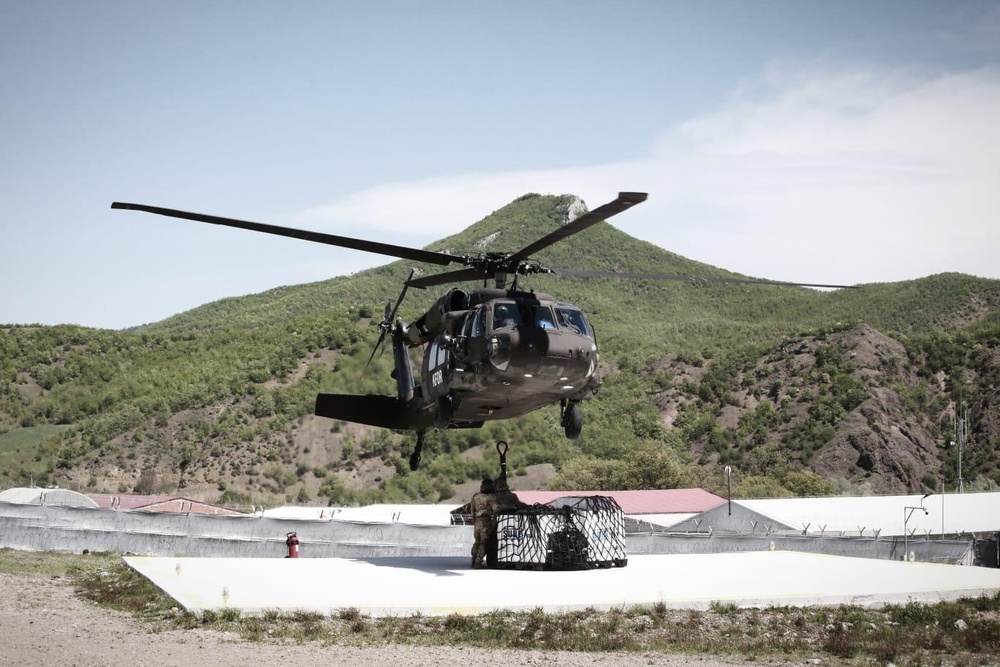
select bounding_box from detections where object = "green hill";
[2,193,998,506]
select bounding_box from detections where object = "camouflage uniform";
[493,474,527,512]
[470,486,498,569]
[482,475,526,568]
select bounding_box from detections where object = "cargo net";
[495,496,627,570]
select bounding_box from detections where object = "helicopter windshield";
[491,302,589,334]
[555,307,593,338]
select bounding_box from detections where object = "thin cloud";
[645,65,1000,284]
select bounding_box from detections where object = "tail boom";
[315,394,414,430]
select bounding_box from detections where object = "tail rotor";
[365,269,415,369]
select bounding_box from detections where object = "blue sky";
[2,1,999,329]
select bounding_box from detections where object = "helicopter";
[112,192,852,470]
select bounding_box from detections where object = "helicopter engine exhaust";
[405,288,470,345]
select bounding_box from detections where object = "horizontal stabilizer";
[314,394,411,430]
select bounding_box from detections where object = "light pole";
[903,493,932,561]
[725,465,732,516]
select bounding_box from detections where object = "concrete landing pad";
[125,551,1000,617]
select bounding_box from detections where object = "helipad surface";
[125,551,1000,616]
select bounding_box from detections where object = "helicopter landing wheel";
[409,432,425,471]
[562,402,583,439]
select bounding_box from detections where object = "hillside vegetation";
[2,193,999,507]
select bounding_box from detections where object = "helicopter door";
[424,338,452,401]
[530,305,573,377]
[463,305,489,364]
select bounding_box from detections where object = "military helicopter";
[112,192,852,470]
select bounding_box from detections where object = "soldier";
[493,473,527,512]
[470,477,498,569]
[487,474,527,568]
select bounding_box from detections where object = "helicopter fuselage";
[418,289,600,426]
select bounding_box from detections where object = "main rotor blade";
[552,268,856,289]
[507,192,648,265]
[406,267,486,289]
[111,202,460,267]
[387,269,415,323]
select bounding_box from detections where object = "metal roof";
[261,506,336,521]
[87,493,245,514]
[635,512,698,528]
[329,503,463,526]
[134,498,246,516]
[0,487,98,508]
[88,493,179,510]
[514,489,725,515]
[262,504,464,524]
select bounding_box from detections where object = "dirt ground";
[0,570,802,667]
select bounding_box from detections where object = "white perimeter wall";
[0,502,470,558]
[0,501,981,565]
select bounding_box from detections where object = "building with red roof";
[453,488,725,529]
[87,494,246,516]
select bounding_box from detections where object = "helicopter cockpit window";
[555,307,591,337]
[492,302,521,330]
[459,312,473,338]
[533,306,555,330]
[471,307,486,337]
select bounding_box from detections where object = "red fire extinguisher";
[285,532,300,558]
